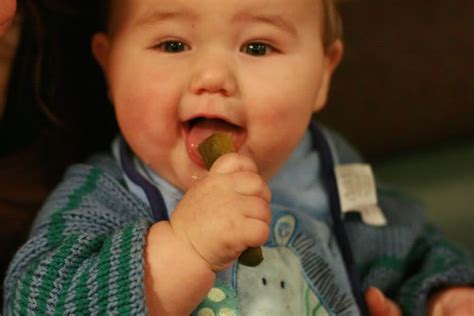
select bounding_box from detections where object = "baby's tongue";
[187,119,240,162]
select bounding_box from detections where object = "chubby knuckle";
[254,223,270,245]
[251,173,265,186]
[223,152,241,164]
[243,156,259,170]
[255,198,270,213]
[242,172,264,188]
[211,153,239,173]
[220,215,239,234]
[232,154,257,172]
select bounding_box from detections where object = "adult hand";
[427,287,474,316]
[0,0,16,37]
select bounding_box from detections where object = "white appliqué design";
[236,215,329,316]
[194,213,353,316]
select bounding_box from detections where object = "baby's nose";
[189,52,237,96]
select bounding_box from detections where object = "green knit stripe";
[18,261,41,316]
[360,256,405,278]
[47,168,101,247]
[117,225,134,315]
[98,236,113,315]
[35,235,77,315]
[54,237,103,316]
[73,260,94,316]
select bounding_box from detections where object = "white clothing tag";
[335,163,387,226]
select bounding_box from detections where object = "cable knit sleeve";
[3,157,153,315]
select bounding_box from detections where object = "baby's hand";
[427,286,474,316]
[366,287,401,316]
[170,153,271,272]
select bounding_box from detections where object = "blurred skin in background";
[0,0,16,37]
[0,0,17,116]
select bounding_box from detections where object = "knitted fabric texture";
[3,157,153,315]
[3,130,474,315]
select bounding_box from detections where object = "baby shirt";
[114,132,361,315]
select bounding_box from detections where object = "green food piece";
[198,133,236,170]
[198,133,264,267]
[238,247,264,267]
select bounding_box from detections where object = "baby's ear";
[91,33,110,74]
[313,40,344,112]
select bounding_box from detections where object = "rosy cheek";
[114,77,181,146]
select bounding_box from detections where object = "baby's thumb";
[210,153,258,175]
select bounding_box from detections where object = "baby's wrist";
[145,221,215,315]
[148,220,214,275]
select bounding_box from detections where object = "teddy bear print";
[236,214,330,315]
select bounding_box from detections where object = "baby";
[4,0,473,315]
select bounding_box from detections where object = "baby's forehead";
[110,0,324,28]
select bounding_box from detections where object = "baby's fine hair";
[322,0,343,47]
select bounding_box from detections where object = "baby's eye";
[155,40,190,53]
[241,42,275,56]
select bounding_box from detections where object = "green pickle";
[198,133,264,267]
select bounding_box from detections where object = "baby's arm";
[3,163,153,315]
[144,153,271,315]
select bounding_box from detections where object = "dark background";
[321,0,473,157]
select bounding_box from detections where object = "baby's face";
[93,0,342,191]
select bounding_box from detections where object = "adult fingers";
[0,0,16,24]
[0,0,16,37]
[366,287,402,316]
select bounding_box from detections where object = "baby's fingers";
[242,218,271,248]
[240,196,272,225]
[233,172,272,203]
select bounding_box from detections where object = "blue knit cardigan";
[3,129,473,315]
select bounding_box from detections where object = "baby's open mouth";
[184,117,246,167]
